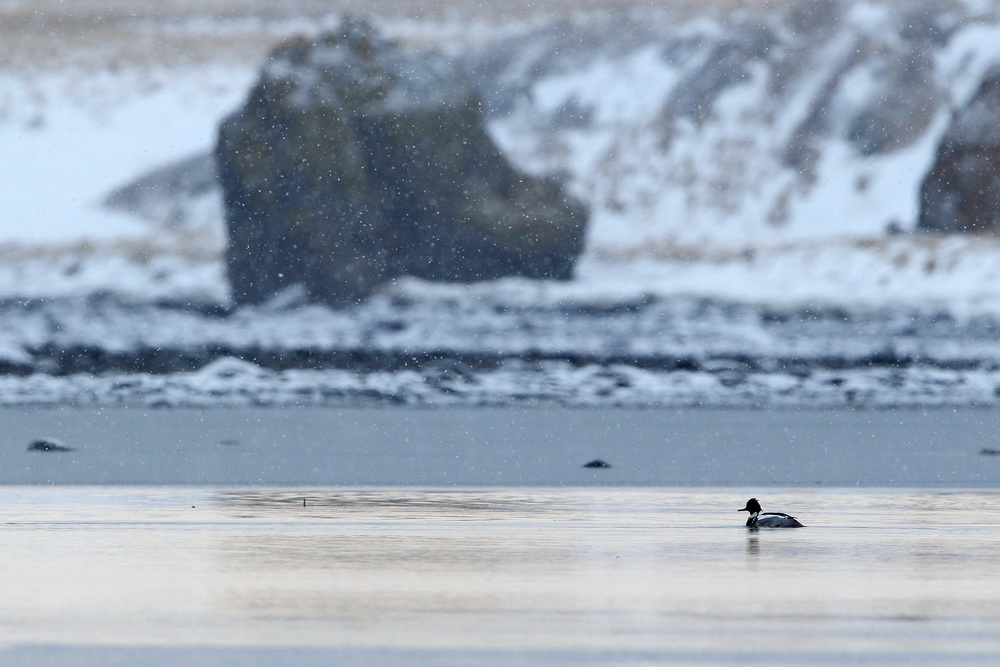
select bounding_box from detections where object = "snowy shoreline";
[0,285,996,407]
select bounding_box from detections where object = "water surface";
[5,406,1000,486]
[2,487,999,664]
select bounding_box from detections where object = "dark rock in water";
[27,438,74,453]
[980,447,1000,456]
[919,71,1000,234]
[217,16,588,307]
[583,459,611,469]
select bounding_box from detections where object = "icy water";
[6,406,1000,486]
[2,487,1000,665]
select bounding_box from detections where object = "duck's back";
[757,512,804,528]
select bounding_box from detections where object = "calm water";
[5,406,1000,486]
[2,487,1000,664]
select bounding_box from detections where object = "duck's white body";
[739,498,804,528]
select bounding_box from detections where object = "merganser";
[739,498,804,528]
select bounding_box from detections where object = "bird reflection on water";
[746,534,760,557]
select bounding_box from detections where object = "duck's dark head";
[739,498,762,514]
[740,498,761,528]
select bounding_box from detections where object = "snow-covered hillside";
[7,2,1000,311]
[481,3,1000,251]
[6,1,1000,407]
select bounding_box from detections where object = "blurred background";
[3,0,1000,408]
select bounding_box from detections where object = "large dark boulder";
[918,72,1000,234]
[217,17,587,307]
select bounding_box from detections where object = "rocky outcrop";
[217,17,587,307]
[467,1,955,244]
[104,153,217,230]
[111,2,997,254]
[918,72,1000,234]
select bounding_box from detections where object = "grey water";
[1,487,999,665]
[4,406,1000,486]
[4,407,1000,664]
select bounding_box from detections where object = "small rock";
[979,448,1000,456]
[583,459,612,469]
[27,438,74,453]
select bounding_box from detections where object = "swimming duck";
[739,498,804,528]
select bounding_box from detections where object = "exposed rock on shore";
[919,71,1000,234]
[217,17,587,307]
[104,153,218,232]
